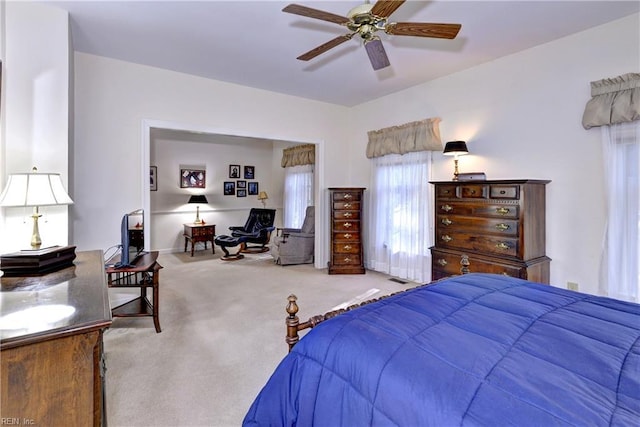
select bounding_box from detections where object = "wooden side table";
[183,223,216,256]
[105,251,162,333]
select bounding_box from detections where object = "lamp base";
[31,209,42,249]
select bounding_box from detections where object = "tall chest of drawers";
[329,188,366,274]
[430,180,551,283]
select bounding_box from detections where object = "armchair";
[229,208,276,253]
[272,206,315,265]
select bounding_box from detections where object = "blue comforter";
[244,274,640,426]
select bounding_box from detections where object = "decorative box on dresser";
[430,179,551,283]
[328,188,366,274]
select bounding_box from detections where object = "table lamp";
[188,194,208,224]
[0,167,74,249]
[443,141,469,181]
[257,191,268,208]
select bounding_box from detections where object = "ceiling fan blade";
[386,22,461,39]
[371,0,406,18]
[283,4,350,25]
[364,39,390,70]
[297,34,353,61]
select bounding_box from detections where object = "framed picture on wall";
[224,181,235,195]
[244,166,255,179]
[237,189,247,198]
[229,164,241,178]
[180,169,206,188]
[248,182,259,195]
[150,166,158,191]
[236,180,246,189]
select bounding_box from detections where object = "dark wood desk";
[183,223,216,256]
[105,251,162,333]
[1,250,112,427]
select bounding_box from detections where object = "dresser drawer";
[332,191,362,202]
[332,231,360,243]
[436,202,520,219]
[436,215,519,237]
[490,185,520,199]
[333,220,360,232]
[333,202,361,214]
[436,232,519,257]
[437,185,458,198]
[191,227,214,238]
[431,250,524,279]
[333,242,360,254]
[460,184,487,198]
[332,253,362,266]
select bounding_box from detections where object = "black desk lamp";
[443,141,469,181]
[188,195,208,224]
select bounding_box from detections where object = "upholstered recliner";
[229,208,276,253]
[272,206,315,265]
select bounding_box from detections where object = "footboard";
[285,284,430,351]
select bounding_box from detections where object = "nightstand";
[183,223,216,256]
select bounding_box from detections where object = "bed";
[243,273,640,426]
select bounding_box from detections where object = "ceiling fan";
[283,0,462,70]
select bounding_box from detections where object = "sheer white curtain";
[366,151,433,283]
[283,165,314,228]
[600,121,640,302]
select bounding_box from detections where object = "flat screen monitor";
[119,209,144,267]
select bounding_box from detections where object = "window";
[366,151,433,282]
[283,165,314,228]
[600,121,640,302]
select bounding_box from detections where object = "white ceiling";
[43,1,639,107]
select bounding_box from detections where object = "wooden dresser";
[430,180,551,283]
[0,251,112,426]
[328,188,366,274]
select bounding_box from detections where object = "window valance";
[366,117,442,158]
[281,144,315,168]
[582,73,640,129]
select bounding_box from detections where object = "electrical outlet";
[567,281,579,291]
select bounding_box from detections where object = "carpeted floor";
[104,249,412,426]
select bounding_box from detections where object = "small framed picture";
[181,169,205,188]
[223,181,235,195]
[150,166,158,191]
[229,165,241,178]
[248,182,259,195]
[237,189,247,198]
[244,165,255,179]
[236,180,246,189]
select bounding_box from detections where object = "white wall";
[0,1,70,253]
[73,53,350,266]
[349,14,640,295]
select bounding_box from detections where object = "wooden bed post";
[286,294,300,352]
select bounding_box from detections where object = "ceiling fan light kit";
[283,0,462,70]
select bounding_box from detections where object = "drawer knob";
[441,204,453,212]
[343,233,352,239]
[344,212,352,218]
[437,259,447,266]
[441,235,453,242]
[344,245,352,251]
[441,218,452,226]
[343,194,353,200]
[344,222,352,228]
[344,257,351,263]
[460,255,470,274]
[496,223,510,231]
[470,190,476,194]
[500,190,506,195]
[344,203,352,209]
[496,207,510,215]
[495,242,510,250]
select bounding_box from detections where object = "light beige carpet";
[104,250,412,427]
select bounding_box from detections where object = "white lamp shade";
[0,173,73,207]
